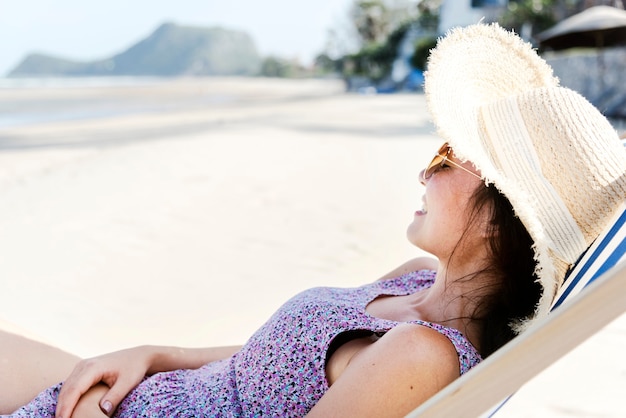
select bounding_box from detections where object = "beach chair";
[406,185,626,417]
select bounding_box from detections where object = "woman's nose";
[419,169,427,186]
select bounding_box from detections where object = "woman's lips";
[415,197,428,216]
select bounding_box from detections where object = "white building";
[438,0,508,34]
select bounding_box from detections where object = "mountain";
[8,23,262,77]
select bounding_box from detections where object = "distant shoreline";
[0,76,169,89]
[0,77,347,130]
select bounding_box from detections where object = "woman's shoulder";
[380,323,460,367]
[367,324,461,398]
[308,323,460,416]
[401,320,482,375]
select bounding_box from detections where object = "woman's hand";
[68,384,110,418]
[55,346,154,418]
[55,344,241,417]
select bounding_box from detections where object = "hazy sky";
[0,0,356,76]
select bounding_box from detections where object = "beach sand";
[0,77,623,416]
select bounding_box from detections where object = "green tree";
[258,56,306,78]
[314,53,341,74]
[349,0,421,47]
[500,0,580,37]
[342,21,415,81]
[411,36,438,70]
[330,0,443,82]
[416,0,442,32]
[350,1,392,46]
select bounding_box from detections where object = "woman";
[3,24,626,417]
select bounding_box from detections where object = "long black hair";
[462,183,542,357]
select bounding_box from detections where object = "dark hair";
[463,183,542,357]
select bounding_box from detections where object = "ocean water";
[0,76,164,89]
[0,77,237,129]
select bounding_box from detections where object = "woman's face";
[407,147,487,260]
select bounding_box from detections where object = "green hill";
[8,23,262,77]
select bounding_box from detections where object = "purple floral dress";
[8,271,481,417]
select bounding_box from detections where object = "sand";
[0,77,623,416]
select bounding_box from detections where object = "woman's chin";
[406,226,424,249]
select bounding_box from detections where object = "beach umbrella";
[535,5,626,50]
[535,5,626,115]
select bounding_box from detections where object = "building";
[438,0,508,34]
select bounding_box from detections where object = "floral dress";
[8,270,481,417]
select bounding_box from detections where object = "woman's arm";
[56,344,241,418]
[142,345,242,374]
[377,256,438,281]
[306,323,459,417]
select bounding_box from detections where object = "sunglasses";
[422,143,481,181]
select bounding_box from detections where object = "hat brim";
[424,23,559,181]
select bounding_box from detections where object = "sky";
[0,0,357,76]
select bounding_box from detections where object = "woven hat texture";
[424,23,626,332]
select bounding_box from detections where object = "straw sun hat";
[424,23,626,332]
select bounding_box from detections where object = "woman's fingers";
[55,360,107,418]
[100,397,114,416]
[55,347,151,417]
[98,375,143,416]
[62,384,109,417]
[55,381,91,418]
[55,386,80,418]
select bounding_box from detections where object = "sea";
[0,76,239,130]
[2,76,623,135]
